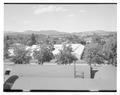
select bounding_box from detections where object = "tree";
[82,43,103,65]
[28,33,36,46]
[4,36,11,59]
[91,33,106,45]
[101,35,117,66]
[82,34,117,66]
[92,33,102,44]
[56,44,78,65]
[4,42,9,59]
[11,45,31,64]
[65,35,82,44]
[33,44,54,64]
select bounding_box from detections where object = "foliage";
[4,42,9,59]
[101,35,117,66]
[11,45,31,64]
[92,33,105,45]
[33,44,54,64]
[82,34,117,66]
[65,35,86,44]
[4,32,117,66]
[82,43,103,65]
[28,33,37,46]
[4,36,12,59]
[92,33,102,43]
[56,44,78,64]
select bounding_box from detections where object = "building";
[52,44,85,60]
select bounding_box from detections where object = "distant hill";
[4,30,68,36]
[24,30,68,35]
[4,30,116,37]
[72,30,117,37]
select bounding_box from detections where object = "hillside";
[4,30,68,36]
[4,30,116,37]
[72,30,116,37]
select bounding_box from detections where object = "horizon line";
[4,29,117,34]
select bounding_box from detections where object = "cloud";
[33,5,68,14]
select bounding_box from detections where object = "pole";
[74,61,76,78]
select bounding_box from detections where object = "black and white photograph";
[3,3,117,92]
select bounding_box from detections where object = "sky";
[4,4,117,33]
